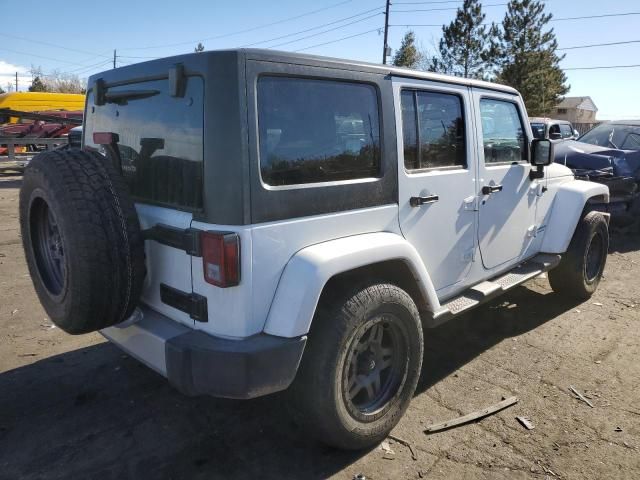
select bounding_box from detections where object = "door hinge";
[143,224,202,257]
[160,283,208,322]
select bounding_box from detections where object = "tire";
[548,211,609,300]
[19,149,146,334]
[289,282,423,450]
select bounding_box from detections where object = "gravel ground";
[1,173,639,480]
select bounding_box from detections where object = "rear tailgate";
[84,74,205,327]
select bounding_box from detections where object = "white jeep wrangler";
[19,50,610,450]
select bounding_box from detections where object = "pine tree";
[393,31,422,69]
[495,0,568,116]
[0,85,4,94]
[29,76,48,92]
[431,0,495,79]
[194,42,205,53]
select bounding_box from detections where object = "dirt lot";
[1,173,639,480]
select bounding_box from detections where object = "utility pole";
[382,0,391,64]
[113,50,117,69]
[15,72,18,92]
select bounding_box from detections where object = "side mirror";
[573,129,580,139]
[531,138,553,166]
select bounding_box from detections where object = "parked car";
[553,121,640,218]
[66,125,82,149]
[530,117,579,140]
[19,49,610,450]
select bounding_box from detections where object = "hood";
[554,140,640,178]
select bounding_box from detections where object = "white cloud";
[0,60,31,91]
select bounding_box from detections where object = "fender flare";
[540,179,610,254]
[262,232,443,338]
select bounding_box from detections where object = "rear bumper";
[101,306,306,399]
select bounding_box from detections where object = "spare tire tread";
[20,149,145,334]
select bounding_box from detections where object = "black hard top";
[89,48,519,95]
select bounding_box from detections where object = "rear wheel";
[289,282,423,450]
[549,211,609,300]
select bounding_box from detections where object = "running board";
[431,254,561,326]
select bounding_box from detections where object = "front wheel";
[549,211,609,300]
[289,283,423,450]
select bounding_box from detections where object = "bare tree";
[29,66,86,94]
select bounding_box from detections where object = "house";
[551,96,598,124]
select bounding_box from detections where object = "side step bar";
[431,253,561,326]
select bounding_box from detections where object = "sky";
[1,0,638,120]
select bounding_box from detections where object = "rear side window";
[401,89,466,170]
[559,123,573,138]
[85,77,204,211]
[257,76,381,186]
[479,99,527,163]
[530,123,545,139]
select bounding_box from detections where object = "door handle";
[410,194,439,207]
[481,185,503,195]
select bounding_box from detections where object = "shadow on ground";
[0,284,581,480]
[609,223,640,254]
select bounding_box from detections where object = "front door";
[472,90,538,270]
[394,79,477,292]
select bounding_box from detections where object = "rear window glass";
[559,123,573,138]
[257,76,381,186]
[401,89,466,170]
[84,77,204,211]
[530,123,545,139]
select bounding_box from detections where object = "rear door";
[84,76,205,327]
[394,78,478,292]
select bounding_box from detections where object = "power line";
[119,0,355,50]
[391,2,506,13]
[117,55,162,59]
[558,39,640,51]
[564,64,640,71]
[391,10,640,27]
[0,46,95,67]
[393,1,463,4]
[267,13,382,49]
[551,12,640,22]
[0,32,110,59]
[296,28,381,52]
[242,5,384,47]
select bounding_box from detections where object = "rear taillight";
[92,132,119,145]
[201,232,240,288]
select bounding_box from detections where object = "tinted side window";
[530,123,545,139]
[85,77,204,211]
[559,123,573,138]
[401,89,466,170]
[257,76,381,186]
[401,90,419,169]
[479,99,527,163]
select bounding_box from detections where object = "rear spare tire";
[20,149,146,334]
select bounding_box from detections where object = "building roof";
[555,96,598,112]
